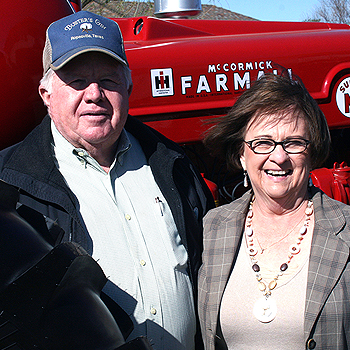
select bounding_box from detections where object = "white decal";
[216,74,228,92]
[208,60,273,73]
[196,75,211,94]
[181,76,192,95]
[336,76,350,118]
[151,68,174,97]
[151,62,292,99]
[234,72,250,90]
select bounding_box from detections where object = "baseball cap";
[42,10,128,74]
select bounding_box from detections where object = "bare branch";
[306,0,350,23]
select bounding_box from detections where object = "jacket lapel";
[304,190,350,338]
[207,191,251,329]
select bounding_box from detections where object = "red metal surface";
[2,5,350,203]
[2,7,350,149]
[0,0,73,150]
[69,0,82,12]
[110,17,350,143]
[202,174,219,206]
[311,162,350,204]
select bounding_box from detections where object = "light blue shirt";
[51,121,196,350]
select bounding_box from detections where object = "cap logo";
[64,17,93,31]
[80,23,92,32]
[43,11,128,72]
[69,20,106,40]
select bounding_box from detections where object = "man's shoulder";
[0,116,52,172]
[0,142,22,171]
[124,115,184,155]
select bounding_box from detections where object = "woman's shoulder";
[312,187,350,216]
[312,187,350,242]
[204,190,251,225]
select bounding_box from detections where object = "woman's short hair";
[203,73,330,170]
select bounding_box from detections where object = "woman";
[198,74,350,350]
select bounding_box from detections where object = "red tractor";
[2,0,350,204]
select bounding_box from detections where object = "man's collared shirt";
[51,121,195,350]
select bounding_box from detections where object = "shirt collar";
[51,120,131,173]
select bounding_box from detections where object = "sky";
[202,0,321,21]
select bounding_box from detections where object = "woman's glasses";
[244,138,310,154]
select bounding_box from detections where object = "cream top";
[220,238,309,349]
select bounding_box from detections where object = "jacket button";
[307,339,316,349]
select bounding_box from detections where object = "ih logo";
[151,68,174,97]
[336,76,350,118]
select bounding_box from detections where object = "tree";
[306,0,350,23]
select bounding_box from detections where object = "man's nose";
[84,82,105,102]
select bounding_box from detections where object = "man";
[0,10,214,350]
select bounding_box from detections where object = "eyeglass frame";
[244,138,311,154]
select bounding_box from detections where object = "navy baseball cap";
[42,10,128,74]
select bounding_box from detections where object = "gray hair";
[40,68,55,95]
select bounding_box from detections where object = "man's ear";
[39,85,50,107]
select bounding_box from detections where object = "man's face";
[40,52,131,151]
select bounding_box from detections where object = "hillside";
[83,0,257,20]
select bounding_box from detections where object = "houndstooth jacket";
[198,187,350,350]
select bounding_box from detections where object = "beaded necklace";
[245,198,313,323]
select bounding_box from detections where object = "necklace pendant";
[246,198,312,325]
[268,279,277,290]
[258,281,266,291]
[289,243,301,255]
[253,297,277,323]
[305,206,313,216]
[248,246,258,256]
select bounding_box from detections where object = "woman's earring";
[243,170,249,188]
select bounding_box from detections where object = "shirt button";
[140,259,146,266]
[150,307,157,315]
[125,214,131,221]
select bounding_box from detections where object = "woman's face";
[240,112,312,206]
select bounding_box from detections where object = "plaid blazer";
[198,187,350,350]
